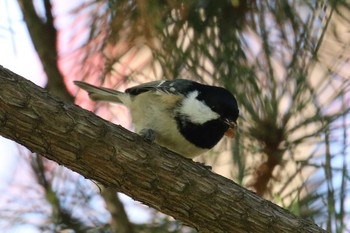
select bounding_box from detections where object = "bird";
[74,79,239,158]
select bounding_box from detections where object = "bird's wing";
[125,79,194,96]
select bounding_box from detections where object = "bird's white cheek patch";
[180,91,219,124]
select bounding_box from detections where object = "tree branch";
[0,65,326,233]
[100,187,135,233]
[16,0,73,101]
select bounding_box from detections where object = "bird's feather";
[74,81,124,103]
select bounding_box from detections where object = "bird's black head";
[175,82,239,149]
[196,85,239,125]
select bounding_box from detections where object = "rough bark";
[0,66,327,233]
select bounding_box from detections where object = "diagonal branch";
[0,65,326,233]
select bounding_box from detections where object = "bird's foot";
[139,128,156,142]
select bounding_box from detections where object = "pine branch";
[0,65,327,233]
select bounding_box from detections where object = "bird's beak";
[224,119,237,138]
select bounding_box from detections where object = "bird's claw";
[140,128,156,142]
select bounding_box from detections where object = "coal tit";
[74,79,239,158]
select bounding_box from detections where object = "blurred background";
[0,0,349,232]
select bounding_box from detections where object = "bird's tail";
[74,81,124,103]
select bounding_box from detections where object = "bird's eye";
[211,105,221,114]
